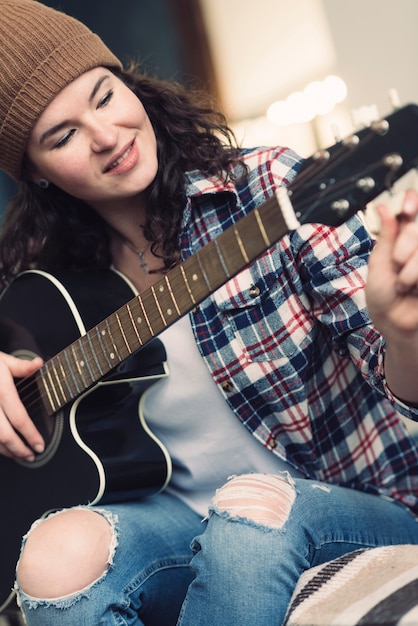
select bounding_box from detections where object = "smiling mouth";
[105,143,133,172]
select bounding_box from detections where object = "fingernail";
[403,196,416,215]
[25,454,35,462]
[34,443,45,454]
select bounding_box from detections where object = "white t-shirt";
[142,315,302,516]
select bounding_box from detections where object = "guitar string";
[290,161,384,225]
[288,129,376,196]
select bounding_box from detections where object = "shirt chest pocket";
[212,258,313,363]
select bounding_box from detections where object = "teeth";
[110,145,132,169]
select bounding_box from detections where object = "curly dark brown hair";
[0,64,244,289]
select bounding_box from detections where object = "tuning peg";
[388,88,401,110]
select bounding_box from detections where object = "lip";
[103,140,138,175]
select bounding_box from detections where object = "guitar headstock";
[289,103,418,227]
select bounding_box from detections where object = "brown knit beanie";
[0,0,122,180]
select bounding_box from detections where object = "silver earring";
[38,178,49,189]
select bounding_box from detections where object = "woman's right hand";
[0,352,44,461]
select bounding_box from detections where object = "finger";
[0,356,45,456]
[0,441,14,459]
[0,412,37,461]
[0,387,45,457]
[396,259,418,295]
[398,189,418,222]
[392,222,418,269]
[370,204,399,267]
[0,384,45,456]
[0,352,43,378]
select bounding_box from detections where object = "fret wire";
[179,266,197,304]
[42,366,59,412]
[57,359,70,398]
[126,302,143,346]
[39,371,56,413]
[151,285,168,327]
[48,360,67,405]
[195,253,212,291]
[45,364,62,408]
[254,207,272,247]
[214,239,230,279]
[103,318,121,363]
[115,311,133,354]
[78,338,95,382]
[95,325,115,369]
[71,344,90,386]
[64,348,81,396]
[233,226,250,264]
[57,357,74,401]
[164,275,181,316]
[137,295,154,334]
[86,332,105,376]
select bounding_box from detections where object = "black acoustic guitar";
[1,104,418,610]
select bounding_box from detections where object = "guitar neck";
[38,192,290,414]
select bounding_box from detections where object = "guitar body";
[0,269,171,610]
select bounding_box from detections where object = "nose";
[89,119,118,152]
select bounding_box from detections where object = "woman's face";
[27,67,158,214]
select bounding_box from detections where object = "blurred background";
[1,0,418,214]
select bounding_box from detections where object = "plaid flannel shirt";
[179,146,418,517]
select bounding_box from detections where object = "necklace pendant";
[138,251,148,274]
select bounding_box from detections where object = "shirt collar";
[182,169,239,229]
[184,168,239,198]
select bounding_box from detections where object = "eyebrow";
[39,74,111,145]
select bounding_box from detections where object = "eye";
[98,89,114,109]
[54,129,76,149]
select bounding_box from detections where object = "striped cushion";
[284,545,418,625]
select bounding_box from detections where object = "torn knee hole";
[17,508,115,600]
[212,473,296,529]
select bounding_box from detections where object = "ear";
[22,155,42,184]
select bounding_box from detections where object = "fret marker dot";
[80,360,85,368]
[101,330,106,336]
[192,274,198,281]
[137,317,142,324]
[167,308,172,316]
[110,352,115,360]
[159,285,164,292]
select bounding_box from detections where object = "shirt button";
[249,285,260,298]
[222,381,233,393]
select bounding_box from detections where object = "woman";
[1,1,418,625]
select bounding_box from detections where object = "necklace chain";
[137,250,148,273]
[113,228,150,274]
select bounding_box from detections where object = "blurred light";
[267,74,347,127]
[323,75,347,103]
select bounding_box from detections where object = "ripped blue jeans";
[177,474,418,626]
[15,491,203,626]
[15,476,418,626]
